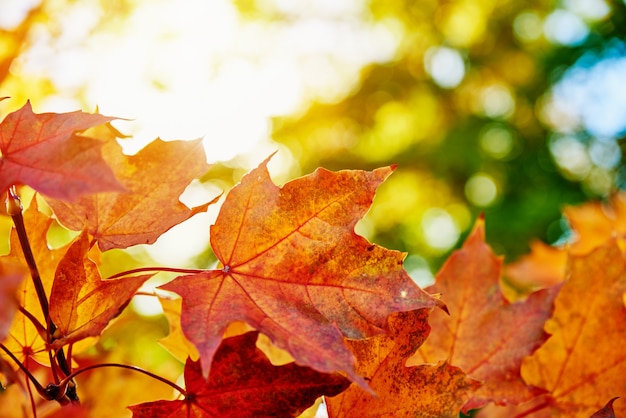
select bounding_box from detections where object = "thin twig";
[25,371,38,418]
[106,266,204,280]
[17,305,46,339]
[59,363,187,397]
[6,189,52,336]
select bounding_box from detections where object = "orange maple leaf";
[129,332,351,418]
[504,239,568,289]
[158,297,200,363]
[506,192,626,289]
[326,309,481,417]
[49,230,152,348]
[521,240,626,417]
[411,218,560,411]
[564,193,626,253]
[0,101,123,200]
[161,158,445,387]
[45,138,216,251]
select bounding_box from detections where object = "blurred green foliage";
[238,0,626,273]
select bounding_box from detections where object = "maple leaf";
[45,138,215,251]
[326,309,481,417]
[71,353,179,418]
[591,398,620,418]
[129,331,351,418]
[0,259,26,341]
[158,296,200,363]
[505,192,626,290]
[504,239,568,289]
[410,218,560,411]
[521,240,626,417]
[0,101,124,200]
[161,158,445,387]
[563,193,626,254]
[48,230,152,348]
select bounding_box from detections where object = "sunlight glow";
[3,0,400,272]
[10,0,398,165]
[0,0,40,29]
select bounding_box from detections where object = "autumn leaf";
[44,404,89,418]
[45,138,216,251]
[129,331,351,418]
[158,296,200,363]
[504,239,568,289]
[563,193,626,254]
[326,309,481,418]
[0,365,63,417]
[161,158,445,387]
[48,230,152,348]
[505,192,626,290]
[521,240,626,417]
[0,260,26,341]
[71,354,179,418]
[410,218,560,411]
[591,398,620,418]
[0,101,124,200]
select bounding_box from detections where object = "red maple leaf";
[411,218,560,411]
[0,101,124,200]
[161,157,445,387]
[129,331,351,417]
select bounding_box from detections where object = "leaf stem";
[17,305,47,340]
[106,266,205,280]
[59,363,187,397]
[6,189,79,402]
[26,372,38,418]
[6,188,53,338]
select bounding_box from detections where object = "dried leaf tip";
[591,397,620,418]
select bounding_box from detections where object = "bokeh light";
[424,46,466,89]
[465,174,498,207]
[2,0,626,294]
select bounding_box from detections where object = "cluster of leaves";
[0,101,624,417]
